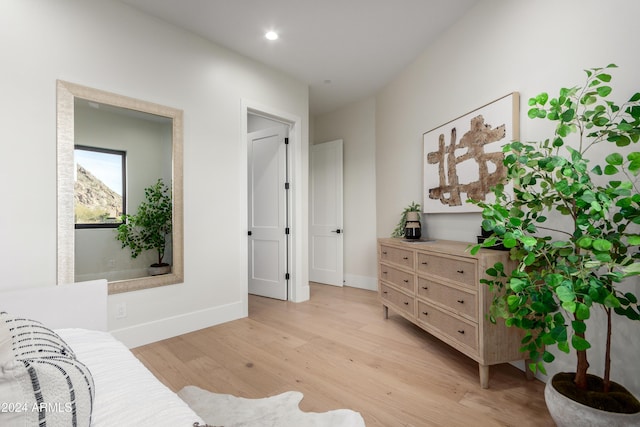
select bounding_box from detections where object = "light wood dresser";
[377,238,528,388]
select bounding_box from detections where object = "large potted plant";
[116,178,173,276]
[470,65,640,425]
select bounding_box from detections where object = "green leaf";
[576,304,590,320]
[592,239,612,251]
[509,278,525,293]
[503,237,517,248]
[604,165,619,175]
[482,218,495,231]
[528,108,541,119]
[606,153,623,166]
[577,236,593,248]
[542,351,556,363]
[536,93,549,105]
[556,286,576,303]
[557,124,573,137]
[623,263,640,274]
[597,86,612,97]
[524,252,536,266]
[584,260,601,269]
[572,335,591,351]
[596,252,612,262]
[613,135,631,147]
[558,341,570,354]
[507,295,520,310]
[604,293,621,308]
[550,325,567,342]
[561,109,575,122]
[572,320,587,334]
[562,301,577,313]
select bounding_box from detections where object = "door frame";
[240,99,308,316]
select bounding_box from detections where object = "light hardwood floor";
[132,283,555,427]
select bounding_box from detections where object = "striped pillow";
[0,312,94,427]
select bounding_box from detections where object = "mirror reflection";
[57,80,183,294]
[74,99,173,282]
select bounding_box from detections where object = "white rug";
[178,385,366,427]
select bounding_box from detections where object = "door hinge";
[285,227,290,235]
[284,182,290,190]
[285,273,290,280]
[284,137,289,145]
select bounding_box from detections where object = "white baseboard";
[344,273,377,291]
[110,301,244,348]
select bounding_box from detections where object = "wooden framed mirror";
[57,80,183,294]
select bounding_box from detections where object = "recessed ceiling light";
[265,31,278,41]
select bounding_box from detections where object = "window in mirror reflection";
[74,145,126,228]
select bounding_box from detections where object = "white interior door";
[310,140,344,286]
[248,126,289,300]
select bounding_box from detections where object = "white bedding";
[56,328,204,427]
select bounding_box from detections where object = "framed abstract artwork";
[423,92,519,213]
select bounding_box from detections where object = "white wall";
[313,97,377,290]
[0,0,308,347]
[375,0,640,395]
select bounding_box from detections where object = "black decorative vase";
[404,212,421,239]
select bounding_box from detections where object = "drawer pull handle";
[382,251,388,255]
[383,291,388,294]
[421,262,428,265]
[421,286,428,290]
[404,301,409,305]
[457,269,464,274]
[457,299,464,304]
[403,256,409,260]
[457,330,465,335]
[422,311,428,316]
[382,271,388,274]
[403,279,409,283]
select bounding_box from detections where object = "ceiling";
[119,0,479,115]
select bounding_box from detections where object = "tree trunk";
[574,316,590,390]
[603,307,612,393]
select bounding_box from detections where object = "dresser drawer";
[380,245,414,269]
[417,277,477,320]
[416,253,476,288]
[380,283,414,316]
[380,263,414,292]
[417,301,478,351]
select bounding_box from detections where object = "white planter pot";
[148,264,171,276]
[545,375,640,427]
